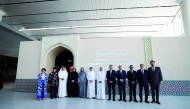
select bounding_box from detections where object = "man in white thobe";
[96,67,106,100]
[87,67,96,99]
[58,66,68,97]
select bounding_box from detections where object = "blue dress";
[37,73,48,99]
[78,71,87,98]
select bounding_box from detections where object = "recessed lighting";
[19,26,71,31]
[19,23,164,31]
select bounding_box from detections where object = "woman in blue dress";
[78,67,87,98]
[37,68,48,101]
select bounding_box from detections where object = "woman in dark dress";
[68,68,79,97]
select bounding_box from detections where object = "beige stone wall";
[16,41,42,79]
[152,37,190,80]
[77,37,146,72]
[16,36,190,80]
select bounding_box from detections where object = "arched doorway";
[55,50,74,72]
[45,46,74,74]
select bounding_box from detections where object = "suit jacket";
[116,70,127,85]
[106,70,116,83]
[127,70,137,84]
[148,66,163,85]
[137,69,149,85]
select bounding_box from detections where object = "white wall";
[77,37,146,72]
[152,37,190,80]
[16,41,42,79]
[16,37,190,80]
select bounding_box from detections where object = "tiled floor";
[0,83,190,109]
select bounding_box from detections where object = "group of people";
[106,60,163,105]
[37,60,163,105]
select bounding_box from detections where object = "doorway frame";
[39,36,78,72]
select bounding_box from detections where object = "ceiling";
[0,0,184,39]
[0,29,23,57]
[0,22,35,57]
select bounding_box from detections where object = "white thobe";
[87,71,96,98]
[58,71,68,97]
[96,71,106,99]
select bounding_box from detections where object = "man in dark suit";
[127,65,138,102]
[137,64,149,103]
[106,65,116,101]
[148,60,163,105]
[116,65,127,102]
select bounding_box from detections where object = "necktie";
[110,70,112,75]
[120,70,122,75]
[142,70,144,75]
